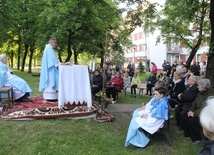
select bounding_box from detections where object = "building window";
[139,44,143,51]
[138,44,147,51]
[134,34,138,41]
[140,32,143,39]
[197,54,201,62]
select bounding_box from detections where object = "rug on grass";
[0,96,114,122]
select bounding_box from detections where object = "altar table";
[58,65,92,108]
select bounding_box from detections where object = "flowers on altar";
[95,91,113,109]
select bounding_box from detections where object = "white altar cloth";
[58,65,92,108]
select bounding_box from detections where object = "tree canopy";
[0,0,132,71]
[120,0,214,85]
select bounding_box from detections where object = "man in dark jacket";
[190,61,200,76]
[165,62,172,77]
[145,72,157,96]
[175,75,199,130]
[91,70,103,99]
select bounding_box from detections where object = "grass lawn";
[0,69,200,155]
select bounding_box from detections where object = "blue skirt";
[125,110,150,148]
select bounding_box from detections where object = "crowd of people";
[124,59,214,155]
[0,37,213,154]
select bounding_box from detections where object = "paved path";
[106,103,142,113]
[105,82,147,113]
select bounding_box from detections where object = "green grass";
[138,72,150,82]
[0,69,200,155]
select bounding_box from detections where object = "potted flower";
[95,90,113,109]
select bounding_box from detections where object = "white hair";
[189,75,197,83]
[197,79,211,89]
[49,38,56,43]
[200,96,214,133]
[0,54,6,62]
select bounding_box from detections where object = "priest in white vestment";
[39,38,59,101]
[125,86,168,148]
[0,54,33,101]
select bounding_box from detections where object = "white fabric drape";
[58,65,92,108]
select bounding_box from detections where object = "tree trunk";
[21,43,29,71]
[185,44,201,69]
[65,29,73,62]
[99,43,104,69]
[185,1,207,68]
[206,0,214,87]
[57,48,62,63]
[28,41,34,73]
[73,48,78,64]
[10,51,14,68]
[17,36,21,70]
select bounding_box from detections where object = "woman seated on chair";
[145,72,157,96]
[130,73,141,98]
[0,54,33,102]
[168,71,186,108]
[106,72,123,104]
[123,72,131,96]
[125,85,168,148]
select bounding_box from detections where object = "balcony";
[167,45,182,53]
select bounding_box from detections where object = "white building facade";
[124,0,208,72]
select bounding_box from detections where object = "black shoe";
[15,93,30,102]
[15,98,32,102]
[22,98,33,102]
[145,93,148,95]
[15,99,22,102]
[130,95,133,97]
[149,94,152,96]
[47,99,58,102]
[133,95,136,98]
[15,97,25,102]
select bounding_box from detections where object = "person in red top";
[106,72,124,103]
[151,62,157,76]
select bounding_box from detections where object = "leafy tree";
[138,61,144,74]
[125,0,210,67]
[120,0,214,86]
[0,0,44,72]
[206,0,214,86]
[0,0,132,71]
[37,0,126,67]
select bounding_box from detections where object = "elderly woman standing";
[198,97,214,155]
[0,54,33,102]
[181,79,214,144]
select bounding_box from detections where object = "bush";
[138,61,144,74]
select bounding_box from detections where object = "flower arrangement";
[95,91,113,109]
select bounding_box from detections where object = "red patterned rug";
[0,96,114,122]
